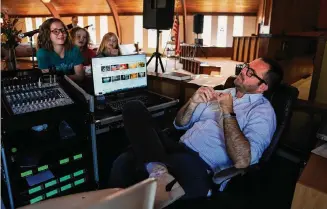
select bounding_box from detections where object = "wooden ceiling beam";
[105,0,122,44]
[40,0,60,18]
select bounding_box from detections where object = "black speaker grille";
[143,0,175,30]
[193,14,204,34]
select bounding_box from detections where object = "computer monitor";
[92,54,147,96]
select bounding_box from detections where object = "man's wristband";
[223,112,236,119]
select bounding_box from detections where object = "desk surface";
[291,153,327,209]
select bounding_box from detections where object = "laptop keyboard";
[106,95,149,112]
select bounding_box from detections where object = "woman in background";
[36,18,84,81]
[96,32,121,57]
[70,27,96,66]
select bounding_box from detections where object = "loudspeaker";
[193,14,204,34]
[143,0,175,30]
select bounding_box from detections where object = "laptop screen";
[92,54,147,96]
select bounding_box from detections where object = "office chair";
[163,76,299,193]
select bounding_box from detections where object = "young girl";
[36,18,84,81]
[96,32,121,57]
[70,27,96,66]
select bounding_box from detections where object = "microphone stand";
[28,35,36,69]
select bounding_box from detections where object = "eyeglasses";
[241,63,267,85]
[51,28,67,36]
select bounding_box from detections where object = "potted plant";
[1,13,21,70]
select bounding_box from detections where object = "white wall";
[243,16,257,36]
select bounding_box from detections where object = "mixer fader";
[2,82,74,115]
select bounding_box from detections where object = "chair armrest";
[212,163,261,185]
[223,76,237,89]
[212,167,246,184]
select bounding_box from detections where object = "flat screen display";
[92,54,147,96]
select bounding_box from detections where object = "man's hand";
[190,87,216,104]
[216,92,233,113]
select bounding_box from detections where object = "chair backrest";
[260,83,299,163]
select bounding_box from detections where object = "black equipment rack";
[1,70,99,209]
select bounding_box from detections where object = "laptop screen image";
[92,54,147,96]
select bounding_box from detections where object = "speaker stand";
[192,34,207,60]
[146,30,165,73]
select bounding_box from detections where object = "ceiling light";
[42,0,51,3]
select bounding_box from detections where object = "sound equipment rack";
[1,70,99,209]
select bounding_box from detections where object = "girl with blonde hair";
[96,32,121,57]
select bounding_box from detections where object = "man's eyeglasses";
[51,28,67,36]
[241,63,267,85]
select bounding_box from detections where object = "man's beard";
[234,76,258,94]
[234,75,246,92]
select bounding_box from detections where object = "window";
[87,16,96,44]
[35,18,43,58]
[233,16,244,36]
[78,16,84,28]
[25,18,34,61]
[148,29,157,48]
[134,16,143,48]
[25,18,34,43]
[35,18,43,29]
[100,16,108,41]
[161,30,170,49]
[217,16,227,47]
[202,16,212,46]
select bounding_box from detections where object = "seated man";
[109,57,283,207]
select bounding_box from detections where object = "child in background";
[96,32,121,57]
[70,27,96,66]
[37,18,84,81]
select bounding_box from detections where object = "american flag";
[172,14,180,55]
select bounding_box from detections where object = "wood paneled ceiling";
[2,0,259,16]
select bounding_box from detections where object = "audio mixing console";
[2,79,74,115]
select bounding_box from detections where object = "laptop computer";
[92,54,147,97]
[91,54,171,113]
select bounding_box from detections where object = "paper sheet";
[311,143,327,159]
[119,44,137,55]
[188,75,227,87]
